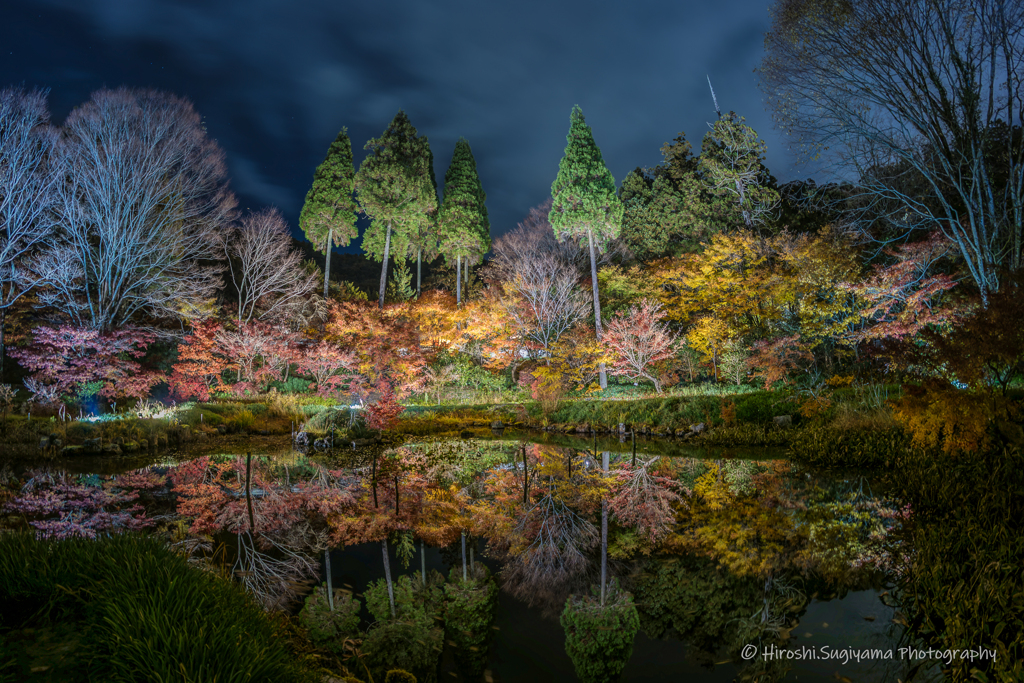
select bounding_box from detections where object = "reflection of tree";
[503,486,598,607]
[631,554,801,680]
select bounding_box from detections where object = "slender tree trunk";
[421,539,427,585]
[382,539,395,618]
[416,247,422,296]
[323,226,333,299]
[601,449,609,605]
[461,531,467,581]
[587,228,607,389]
[522,445,529,506]
[244,452,256,535]
[378,222,392,310]
[0,308,5,383]
[456,254,462,306]
[325,549,334,611]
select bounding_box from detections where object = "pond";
[1,431,940,683]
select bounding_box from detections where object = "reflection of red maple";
[364,381,404,431]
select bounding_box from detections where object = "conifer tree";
[299,129,359,298]
[549,106,623,389]
[355,111,437,309]
[439,138,489,304]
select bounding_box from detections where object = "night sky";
[1,0,806,251]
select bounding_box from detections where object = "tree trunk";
[323,226,333,299]
[382,539,395,618]
[378,222,392,310]
[325,549,334,611]
[0,308,5,383]
[244,452,256,535]
[522,445,529,506]
[587,229,607,389]
[461,531,467,581]
[416,247,422,296]
[456,254,462,306]
[601,449,609,605]
[421,539,427,585]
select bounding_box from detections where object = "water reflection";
[1,435,918,681]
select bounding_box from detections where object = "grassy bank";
[0,533,316,683]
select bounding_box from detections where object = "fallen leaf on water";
[30,667,50,673]
[804,633,813,638]
[863,615,875,621]
[822,622,829,628]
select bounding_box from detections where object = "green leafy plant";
[560,580,640,683]
[443,566,498,679]
[298,583,362,656]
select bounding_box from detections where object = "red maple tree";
[602,299,676,392]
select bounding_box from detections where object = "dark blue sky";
[1,0,807,250]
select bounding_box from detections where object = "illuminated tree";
[222,208,317,324]
[550,106,624,389]
[47,88,235,331]
[438,139,489,305]
[698,112,780,230]
[11,325,163,402]
[603,300,676,392]
[0,87,58,380]
[356,111,437,309]
[299,128,358,298]
[760,0,1024,304]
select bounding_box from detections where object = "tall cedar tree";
[549,106,623,389]
[355,111,437,308]
[439,139,489,304]
[402,145,440,296]
[299,129,358,298]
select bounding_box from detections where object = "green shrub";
[298,584,362,655]
[443,567,498,679]
[0,533,311,683]
[560,580,640,683]
[732,391,800,424]
[361,576,443,683]
[226,409,258,433]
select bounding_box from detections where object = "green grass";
[0,533,314,682]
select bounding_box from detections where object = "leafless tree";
[47,88,236,330]
[0,88,59,378]
[760,0,1024,305]
[490,201,590,360]
[222,208,317,325]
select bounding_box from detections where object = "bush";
[225,409,257,433]
[361,576,443,683]
[560,581,640,683]
[298,583,362,656]
[0,532,311,682]
[444,567,498,679]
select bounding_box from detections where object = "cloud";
[4,0,809,244]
